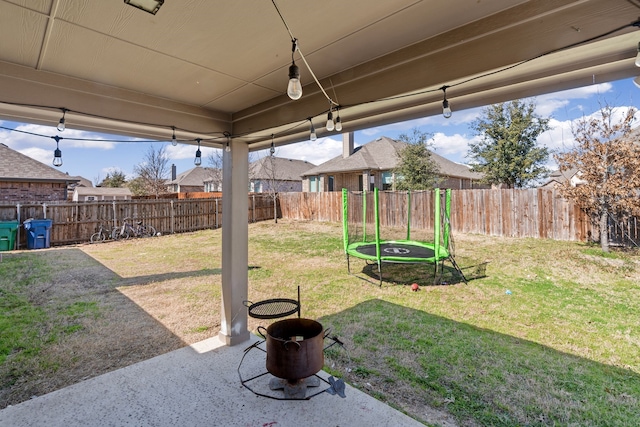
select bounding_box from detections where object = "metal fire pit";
[261,318,324,381]
[238,287,346,400]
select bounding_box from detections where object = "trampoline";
[342,188,465,286]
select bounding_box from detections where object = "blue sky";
[1,77,639,185]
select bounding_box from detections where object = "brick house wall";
[0,181,68,202]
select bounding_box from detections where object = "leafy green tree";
[99,169,127,187]
[125,177,146,196]
[554,105,640,252]
[469,100,551,188]
[394,128,441,190]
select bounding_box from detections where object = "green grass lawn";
[1,219,639,426]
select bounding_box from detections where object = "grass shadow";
[0,248,205,409]
[354,258,481,287]
[320,299,640,426]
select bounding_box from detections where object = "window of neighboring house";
[253,180,262,193]
[309,176,319,192]
[358,175,363,191]
[328,176,334,192]
[369,175,375,191]
[382,171,393,190]
[86,196,95,201]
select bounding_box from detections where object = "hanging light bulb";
[309,119,317,141]
[57,109,67,132]
[335,109,343,132]
[194,139,202,166]
[52,136,63,167]
[270,135,275,156]
[636,42,640,67]
[171,126,177,146]
[441,86,452,119]
[326,109,335,132]
[225,139,231,152]
[287,39,303,100]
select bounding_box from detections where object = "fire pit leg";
[268,376,321,399]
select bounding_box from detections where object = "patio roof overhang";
[0,0,639,150]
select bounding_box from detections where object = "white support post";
[219,138,250,346]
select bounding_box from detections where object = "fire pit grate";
[245,298,300,319]
[244,286,301,319]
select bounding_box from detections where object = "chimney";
[343,132,354,158]
[171,164,176,181]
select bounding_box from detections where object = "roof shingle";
[302,136,482,180]
[0,143,79,183]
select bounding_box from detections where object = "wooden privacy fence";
[2,190,637,248]
[279,189,610,242]
[0,194,275,248]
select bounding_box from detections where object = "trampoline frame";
[342,188,465,286]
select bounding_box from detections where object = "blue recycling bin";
[23,219,53,249]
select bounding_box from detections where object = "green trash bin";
[0,220,19,251]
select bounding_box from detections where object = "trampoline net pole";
[406,190,411,241]
[374,188,381,261]
[342,188,349,253]
[434,188,441,258]
[444,189,451,251]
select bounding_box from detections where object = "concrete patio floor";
[0,335,425,427]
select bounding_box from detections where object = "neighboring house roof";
[541,168,579,187]
[167,167,215,186]
[302,136,483,180]
[70,176,93,187]
[74,187,132,197]
[0,143,79,183]
[250,157,316,181]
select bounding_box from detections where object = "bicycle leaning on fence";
[111,217,157,240]
[90,223,111,243]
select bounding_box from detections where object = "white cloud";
[18,147,52,165]
[431,132,480,163]
[276,137,342,166]
[5,123,119,150]
[532,83,613,117]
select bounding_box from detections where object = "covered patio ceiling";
[1,0,639,152]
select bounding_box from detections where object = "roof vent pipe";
[343,132,354,159]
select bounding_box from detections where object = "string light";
[326,105,335,132]
[441,86,452,119]
[194,138,202,166]
[57,108,67,132]
[52,136,63,167]
[334,108,342,132]
[171,126,177,146]
[225,138,231,152]
[309,118,317,141]
[270,134,275,156]
[287,39,302,100]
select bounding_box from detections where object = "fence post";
[170,200,175,234]
[215,199,219,229]
[252,195,256,223]
[16,203,21,249]
[112,201,117,229]
[43,203,47,219]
